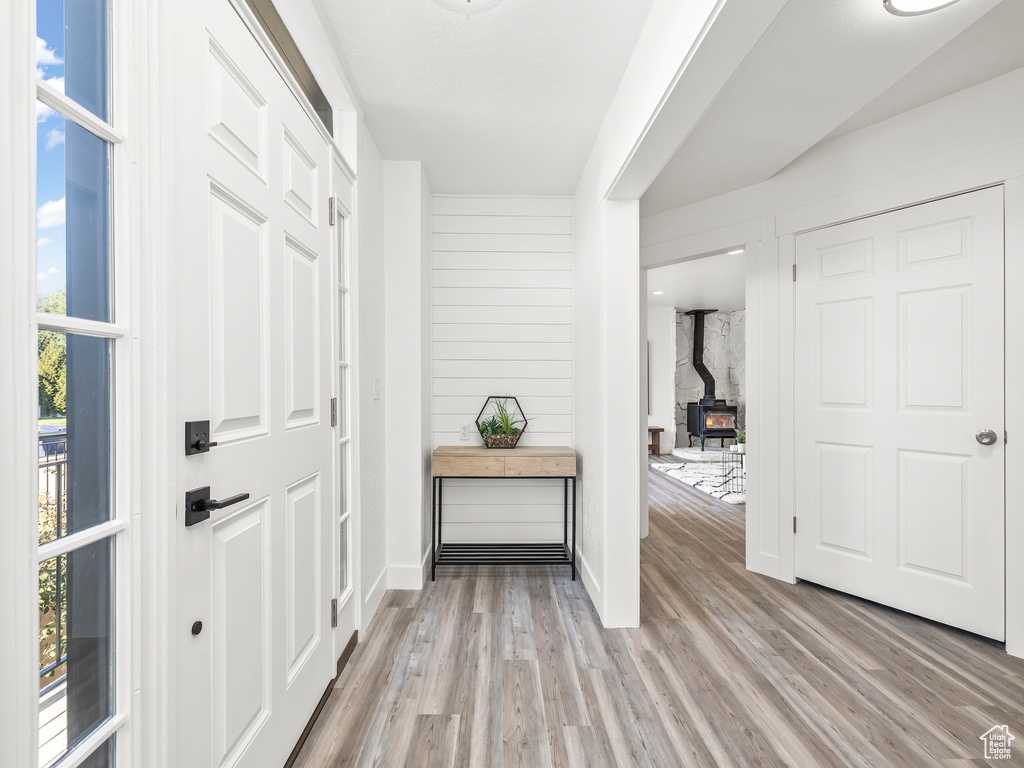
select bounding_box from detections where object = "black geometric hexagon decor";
[475,396,528,449]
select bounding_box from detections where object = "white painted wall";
[639,66,1024,656]
[431,195,573,543]
[571,189,610,617]
[355,120,388,623]
[646,307,675,453]
[384,160,432,588]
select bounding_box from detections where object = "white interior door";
[172,1,335,765]
[794,186,1005,640]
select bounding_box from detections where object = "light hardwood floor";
[295,465,1024,767]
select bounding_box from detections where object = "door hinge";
[1005,429,1008,445]
[331,598,338,628]
[331,397,338,427]
[792,264,797,282]
[793,516,797,534]
[329,196,336,226]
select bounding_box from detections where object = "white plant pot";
[736,444,746,454]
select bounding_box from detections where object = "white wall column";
[639,270,649,540]
[604,200,642,626]
[383,160,432,589]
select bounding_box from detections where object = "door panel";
[285,473,321,680]
[817,443,871,558]
[794,186,1005,641]
[207,40,268,180]
[899,287,967,410]
[174,0,335,765]
[898,450,968,579]
[817,298,871,408]
[211,501,270,762]
[209,186,269,439]
[283,130,318,225]
[285,239,320,427]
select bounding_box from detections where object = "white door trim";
[0,2,44,765]
[1003,175,1024,658]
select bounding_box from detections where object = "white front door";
[172,1,336,765]
[794,186,1005,640]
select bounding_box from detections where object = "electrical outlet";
[460,423,470,441]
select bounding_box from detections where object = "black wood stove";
[684,309,738,450]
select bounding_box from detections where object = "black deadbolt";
[191,620,203,636]
[185,420,218,456]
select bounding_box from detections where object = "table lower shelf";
[435,542,572,567]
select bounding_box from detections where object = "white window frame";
[34,22,133,768]
[0,5,48,766]
[0,0,158,765]
[333,189,354,613]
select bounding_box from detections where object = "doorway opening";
[645,251,748,507]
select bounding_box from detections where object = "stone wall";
[675,309,745,447]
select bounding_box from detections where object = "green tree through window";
[37,290,66,416]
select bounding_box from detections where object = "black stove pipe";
[684,309,718,403]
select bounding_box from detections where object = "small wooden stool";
[648,427,664,455]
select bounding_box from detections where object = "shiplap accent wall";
[433,196,573,543]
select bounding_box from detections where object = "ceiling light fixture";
[882,0,961,16]
[653,291,665,295]
[726,248,745,255]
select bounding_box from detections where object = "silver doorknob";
[976,429,998,446]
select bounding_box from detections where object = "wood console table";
[431,446,578,581]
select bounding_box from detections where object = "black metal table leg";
[431,476,437,581]
[563,478,568,547]
[571,477,577,581]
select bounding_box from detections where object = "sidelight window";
[336,202,352,603]
[35,2,125,766]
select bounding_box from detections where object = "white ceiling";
[639,0,1009,217]
[315,0,655,193]
[647,253,747,313]
[822,0,1024,142]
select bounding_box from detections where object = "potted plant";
[734,429,746,454]
[476,396,528,449]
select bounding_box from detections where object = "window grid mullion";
[36,80,123,145]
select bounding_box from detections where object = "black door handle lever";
[194,492,249,512]
[184,487,250,526]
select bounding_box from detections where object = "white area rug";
[669,446,729,463]
[652,450,746,504]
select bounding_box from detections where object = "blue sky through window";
[36,1,67,298]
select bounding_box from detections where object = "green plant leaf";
[493,398,525,435]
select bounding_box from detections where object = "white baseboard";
[577,549,602,619]
[387,551,429,591]
[362,567,387,632]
